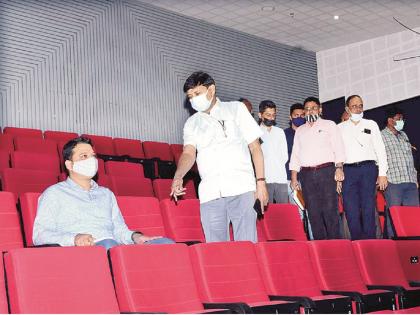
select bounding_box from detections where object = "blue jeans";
[384,182,419,237]
[95,237,175,250]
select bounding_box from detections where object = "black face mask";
[262,119,276,127]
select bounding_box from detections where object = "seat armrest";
[268,295,315,309]
[203,302,251,314]
[322,290,363,303]
[409,281,420,287]
[366,285,406,294]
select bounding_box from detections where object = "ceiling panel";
[137,0,420,51]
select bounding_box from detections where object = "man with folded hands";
[290,97,345,240]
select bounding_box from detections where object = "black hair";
[238,97,249,102]
[385,106,404,121]
[290,103,304,115]
[259,100,276,113]
[183,71,215,93]
[346,95,362,107]
[303,96,321,107]
[62,137,93,162]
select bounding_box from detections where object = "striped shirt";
[381,127,417,184]
[33,177,134,246]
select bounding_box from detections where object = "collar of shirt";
[383,126,400,137]
[66,176,98,192]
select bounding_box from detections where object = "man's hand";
[377,176,388,191]
[255,181,269,214]
[336,181,342,194]
[132,233,163,244]
[170,177,186,201]
[334,167,344,182]
[290,179,301,191]
[74,234,95,246]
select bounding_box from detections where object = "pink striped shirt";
[289,118,345,171]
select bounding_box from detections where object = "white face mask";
[350,112,364,122]
[72,156,98,178]
[190,89,212,112]
[395,120,404,131]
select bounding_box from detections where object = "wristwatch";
[256,178,266,182]
[131,231,143,242]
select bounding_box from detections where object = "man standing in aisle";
[290,97,345,240]
[170,71,268,243]
[382,107,419,237]
[258,100,289,203]
[284,103,306,201]
[338,95,388,240]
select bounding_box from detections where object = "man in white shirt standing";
[170,71,269,243]
[338,95,388,240]
[258,100,289,203]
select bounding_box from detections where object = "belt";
[344,160,376,167]
[301,162,334,171]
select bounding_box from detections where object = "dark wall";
[322,95,420,171]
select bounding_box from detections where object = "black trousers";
[300,164,341,240]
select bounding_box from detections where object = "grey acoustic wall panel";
[0,0,318,143]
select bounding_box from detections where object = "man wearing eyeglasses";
[338,95,388,240]
[381,107,419,237]
[290,97,345,240]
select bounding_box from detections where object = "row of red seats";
[0,191,307,251]
[0,167,197,202]
[2,240,420,313]
[0,127,184,162]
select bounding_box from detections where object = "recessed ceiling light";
[261,6,275,12]
[334,15,339,20]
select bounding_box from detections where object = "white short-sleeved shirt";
[338,118,388,176]
[260,125,288,184]
[183,98,263,204]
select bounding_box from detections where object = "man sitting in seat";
[33,137,174,250]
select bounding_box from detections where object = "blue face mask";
[291,117,306,127]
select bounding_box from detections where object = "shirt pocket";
[224,119,242,141]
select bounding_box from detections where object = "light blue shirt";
[33,177,134,246]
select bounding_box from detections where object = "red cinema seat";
[0,133,14,153]
[110,244,234,313]
[19,192,41,247]
[44,130,78,142]
[152,178,197,201]
[14,137,58,155]
[256,219,267,242]
[3,127,42,139]
[255,241,352,313]
[143,141,173,161]
[0,151,9,174]
[390,206,420,237]
[113,138,145,158]
[0,256,8,314]
[4,247,120,314]
[189,241,300,313]
[81,134,115,156]
[0,191,24,251]
[2,168,57,202]
[116,196,166,237]
[353,240,420,309]
[308,240,395,313]
[11,151,60,175]
[97,174,113,190]
[105,161,144,178]
[262,203,307,241]
[170,144,183,164]
[110,175,154,197]
[396,240,420,284]
[160,199,205,243]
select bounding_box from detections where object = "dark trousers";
[342,161,378,240]
[300,165,341,240]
